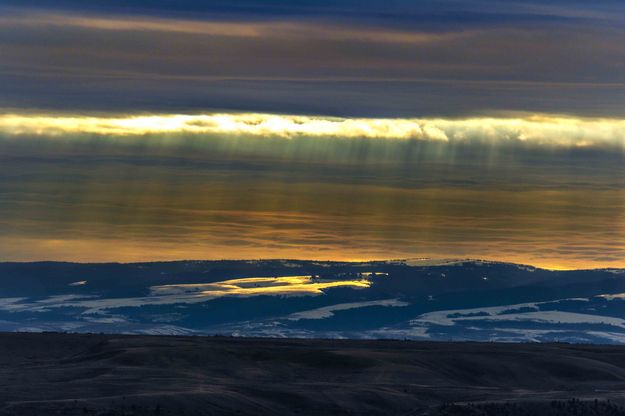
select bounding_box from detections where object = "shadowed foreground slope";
[3,334,625,415]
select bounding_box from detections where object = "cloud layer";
[2,2,625,269]
[1,2,625,116]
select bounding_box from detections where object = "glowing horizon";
[1,242,619,271]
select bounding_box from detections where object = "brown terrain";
[2,333,625,415]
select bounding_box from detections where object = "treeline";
[434,399,625,416]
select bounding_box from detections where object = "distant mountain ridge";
[1,259,625,343]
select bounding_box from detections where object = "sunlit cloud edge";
[2,112,625,150]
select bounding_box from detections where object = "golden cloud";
[0,10,462,44]
[1,112,625,149]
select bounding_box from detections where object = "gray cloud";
[0,7,624,116]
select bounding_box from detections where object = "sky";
[1,0,625,269]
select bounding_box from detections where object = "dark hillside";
[3,333,625,415]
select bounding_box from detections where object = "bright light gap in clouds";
[2,112,625,150]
